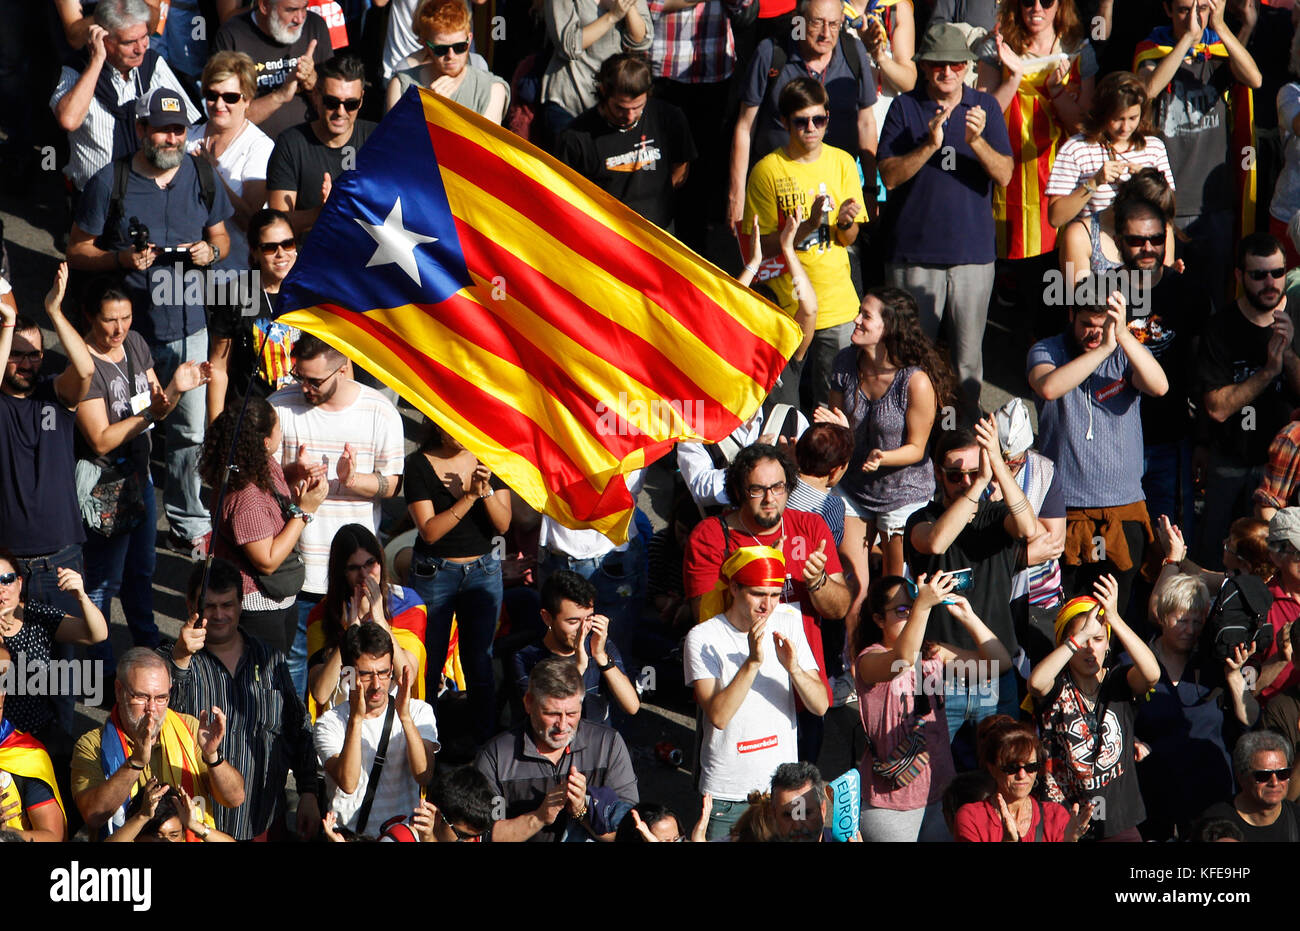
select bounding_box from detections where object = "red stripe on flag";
[326,302,652,520]
[1031,96,1057,253]
[424,119,783,376]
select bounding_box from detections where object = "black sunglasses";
[426,40,470,57]
[258,237,297,255]
[1122,234,1161,248]
[791,114,829,130]
[1246,267,1286,281]
[0,572,16,585]
[1252,768,1291,783]
[1020,0,1057,7]
[1000,760,1041,775]
[322,94,363,112]
[943,467,980,482]
[204,90,243,105]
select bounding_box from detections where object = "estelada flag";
[276,86,801,541]
[1133,26,1256,239]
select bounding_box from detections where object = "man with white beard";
[214,0,333,141]
[71,648,245,839]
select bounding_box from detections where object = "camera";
[127,216,150,252]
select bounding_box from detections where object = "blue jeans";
[152,328,210,542]
[289,596,318,700]
[944,669,1020,771]
[1142,440,1195,541]
[84,475,160,668]
[410,552,503,744]
[536,535,647,665]
[706,797,747,841]
[12,543,84,735]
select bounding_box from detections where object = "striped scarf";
[0,718,66,830]
[98,706,214,840]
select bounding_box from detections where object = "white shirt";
[188,119,274,267]
[537,468,645,558]
[314,691,439,834]
[684,603,817,801]
[676,407,808,510]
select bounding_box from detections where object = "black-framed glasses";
[346,557,380,574]
[291,365,344,389]
[7,350,42,364]
[204,90,243,105]
[355,667,394,683]
[1122,234,1161,248]
[744,481,788,499]
[791,114,829,130]
[1246,267,1286,281]
[322,94,363,112]
[426,40,470,57]
[125,689,169,708]
[1000,760,1042,775]
[258,237,297,255]
[0,572,16,585]
[1252,768,1291,784]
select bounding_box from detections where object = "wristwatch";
[205,240,221,265]
[1082,179,1098,195]
[139,406,156,425]
[597,659,616,672]
[128,759,146,771]
[206,752,227,768]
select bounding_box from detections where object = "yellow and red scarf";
[99,706,214,839]
[698,545,788,622]
[0,719,65,831]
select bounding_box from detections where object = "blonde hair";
[1153,572,1210,626]
[201,50,257,102]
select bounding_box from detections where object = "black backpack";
[1198,575,1274,685]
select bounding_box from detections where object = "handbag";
[78,458,146,538]
[863,665,932,789]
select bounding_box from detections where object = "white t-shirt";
[188,120,274,267]
[313,692,440,833]
[1044,133,1175,219]
[684,603,818,801]
[271,383,407,593]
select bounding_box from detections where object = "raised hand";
[691,793,713,842]
[1074,603,1107,645]
[862,449,885,472]
[1092,573,1120,621]
[1064,799,1095,842]
[1093,159,1125,187]
[322,810,345,842]
[537,783,567,824]
[565,767,588,817]
[964,105,986,145]
[836,198,860,228]
[320,171,333,203]
[55,567,85,596]
[130,708,159,766]
[395,663,413,719]
[295,39,318,90]
[996,792,1021,842]
[469,463,493,498]
[813,405,850,427]
[148,382,170,420]
[773,630,799,672]
[171,360,211,394]
[1156,514,1187,563]
[294,473,328,514]
[589,614,611,663]
[802,539,829,587]
[44,262,69,316]
[914,571,958,611]
[748,615,768,666]
[175,612,208,659]
[630,808,661,841]
[87,24,109,64]
[198,706,226,758]
[139,778,168,820]
[994,25,1025,75]
[337,442,357,490]
[927,104,952,149]
[778,206,804,254]
[411,798,440,842]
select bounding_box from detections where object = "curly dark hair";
[851,287,957,412]
[199,395,277,494]
[321,524,394,651]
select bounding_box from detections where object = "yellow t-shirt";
[743,144,866,329]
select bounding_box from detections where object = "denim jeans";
[84,475,160,669]
[288,597,318,700]
[1142,440,1195,540]
[706,797,747,841]
[944,669,1020,771]
[152,328,210,542]
[410,552,503,744]
[13,543,84,735]
[536,535,647,665]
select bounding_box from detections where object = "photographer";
[67,87,234,558]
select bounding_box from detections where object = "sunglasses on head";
[0,572,16,585]
[322,94,362,112]
[791,114,829,130]
[1252,768,1291,783]
[427,40,470,57]
[1246,267,1286,281]
[204,90,243,105]
[258,237,297,255]
[1122,233,1162,248]
[999,760,1041,775]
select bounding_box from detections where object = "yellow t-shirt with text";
[743,144,866,329]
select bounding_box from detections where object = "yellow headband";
[1054,596,1109,645]
[697,546,787,622]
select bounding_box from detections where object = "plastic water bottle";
[818,183,832,250]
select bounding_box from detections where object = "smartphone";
[941,568,974,603]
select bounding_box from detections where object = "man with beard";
[165,559,320,840]
[554,53,696,232]
[1112,188,1213,534]
[511,570,640,726]
[475,655,639,841]
[68,87,233,557]
[214,0,333,141]
[1196,233,1300,567]
[71,647,245,838]
[1027,291,1168,612]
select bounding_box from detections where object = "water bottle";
[818,183,832,250]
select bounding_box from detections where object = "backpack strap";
[192,153,216,216]
[95,155,135,252]
[840,32,863,84]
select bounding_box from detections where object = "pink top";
[954,798,1072,842]
[855,644,955,811]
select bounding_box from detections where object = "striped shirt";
[270,383,406,594]
[1044,134,1175,219]
[217,457,297,611]
[50,58,202,190]
[648,0,752,83]
[163,632,317,840]
[1254,415,1300,511]
[787,480,846,546]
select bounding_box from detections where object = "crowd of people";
[5,0,1300,844]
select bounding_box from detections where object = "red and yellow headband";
[697,546,787,622]
[1054,596,1109,645]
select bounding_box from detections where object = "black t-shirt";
[1197,303,1300,464]
[1,601,65,733]
[0,379,84,556]
[554,100,697,231]
[1200,798,1300,842]
[1134,268,1212,446]
[403,450,506,559]
[208,291,298,398]
[903,498,1019,653]
[213,10,333,141]
[74,331,154,475]
[266,119,377,211]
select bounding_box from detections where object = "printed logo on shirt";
[737,734,779,754]
[1094,378,1127,402]
[605,138,663,173]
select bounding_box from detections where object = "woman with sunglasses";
[1028,575,1160,841]
[307,524,423,718]
[976,0,1096,267]
[189,52,274,272]
[954,714,1095,841]
[207,208,302,423]
[853,571,1011,841]
[387,0,510,123]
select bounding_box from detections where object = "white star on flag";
[355,198,437,285]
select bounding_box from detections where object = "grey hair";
[117,647,169,687]
[771,761,826,799]
[1153,573,1210,626]
[95,0,152,32]
[1232,730,1293,777]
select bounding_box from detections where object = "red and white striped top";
[1045,133,1175,219]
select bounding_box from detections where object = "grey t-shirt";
[75,330,154,475]
[1144,55,1234,216]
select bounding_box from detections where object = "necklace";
[734,510,785,550]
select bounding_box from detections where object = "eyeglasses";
[258,237,297,255]
[1122,234,1162,248]
[7,350,42,364]
[887,604,912,619]
[125,689,169,708]
[807,17,841,31]
[449,824,487,841]
[744,481,788,499]
[291,365,344,389]
[1252,768,1291,784]
[1020,0,1056,7]
[943,467,980,482]
[1268,541,1300,560]
[1000,760,1042,775]
[322,94,363,112]
[204,90,243,105]
[791,114,829,131]
[1246,267,1286,281]
[346,557,380,574]
[355,667,394,682]
[0,572,16,585]
[426,40,470,57]
[927,61,968,72]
